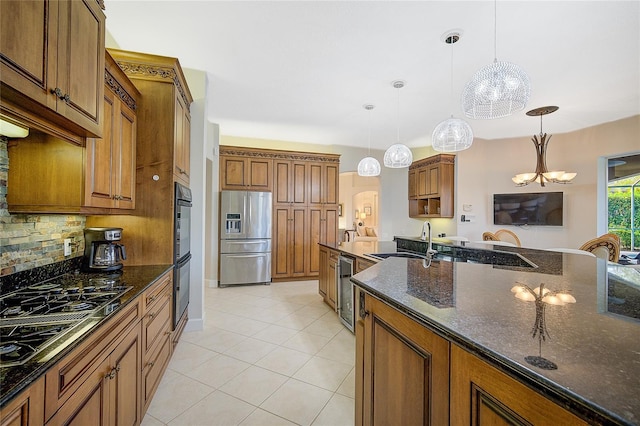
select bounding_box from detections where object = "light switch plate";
[64,239,72,256]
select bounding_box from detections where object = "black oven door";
[175,182,192,262]
[174,253,191,328]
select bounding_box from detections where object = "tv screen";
[493,192,563,226]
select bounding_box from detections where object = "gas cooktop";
[0,272,132,368]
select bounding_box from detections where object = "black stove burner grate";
[0,272,132,368]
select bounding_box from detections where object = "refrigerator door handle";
[225,240,269,244]
[225,254,268,259]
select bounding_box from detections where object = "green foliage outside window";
[608,176,640,250]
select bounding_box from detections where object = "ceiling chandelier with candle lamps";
[512,106,577,187]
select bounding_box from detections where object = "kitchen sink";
[366,252,428,260]
[366,250,536,268]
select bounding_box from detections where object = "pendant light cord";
[450,36,454,116]
[493,0,498,61]
[396,86,400,143]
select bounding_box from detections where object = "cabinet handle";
[106,368,117,380]
[148,295,157,303]
[50,87,70,102]
[148,312,155,320]
[115,364,121,373]
[165,331,172,336]
[147,361,155,369]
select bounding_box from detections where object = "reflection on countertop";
[347,238,640,426]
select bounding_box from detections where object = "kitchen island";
[342,237,640,425]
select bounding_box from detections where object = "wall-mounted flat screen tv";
[493,192,563,226]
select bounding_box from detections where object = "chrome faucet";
[421,221,437,259]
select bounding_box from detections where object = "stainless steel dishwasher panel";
[337,256,355,332]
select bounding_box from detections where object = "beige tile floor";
[142,280,355,426]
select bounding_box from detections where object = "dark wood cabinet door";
[272,206,291,279]
[290,207,307,277]
[361,293,450,426]
[56,0,105,136]
[110,326,141,426]
[450,345,588,426]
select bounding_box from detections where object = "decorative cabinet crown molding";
[114,62,192,111]
[105,69,137,111]
[220,146,340,163]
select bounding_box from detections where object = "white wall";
[455,115,640,249]
[221,115,639,249]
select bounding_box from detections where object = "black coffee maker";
[82,227,127,272]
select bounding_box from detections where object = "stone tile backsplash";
[0,137,85,276]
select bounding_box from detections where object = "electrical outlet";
[64,238,72,256]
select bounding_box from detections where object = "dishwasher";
[337,256,355,332]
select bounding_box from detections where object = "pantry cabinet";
[0,0,105,137]
[308,162,339,206]
[85,51,139,210]
[273,159,308,205]
[272,206,308,279]
[408,154,455,218]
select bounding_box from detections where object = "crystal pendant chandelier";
[357,104,381,177]
[432,31,474,152]
[461,0,531,119]
[384,81,413,168]
[512,106,577,187]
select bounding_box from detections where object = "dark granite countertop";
[342,237,640,425]
[0,264,173,408]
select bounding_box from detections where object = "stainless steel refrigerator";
[219,191,272,286]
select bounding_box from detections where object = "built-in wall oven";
[337,256,355,332]
[174,182,192,328]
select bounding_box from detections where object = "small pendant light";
[384,80,413,168]
[432,31,474,152]
[357,104,381,177]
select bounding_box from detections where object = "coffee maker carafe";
[83,227,127,272]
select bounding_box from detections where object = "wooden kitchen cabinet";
[317,246,339,309]
[6,54,139,214]
[308,205,339,277]
[273,159,308,205]
[85,51,139,210]
[0,0,105,138]
[107,49,193,187]
[141,271,173,414]
[44,301,141,425]
[450,344,588,425]
[0,377,45,426]
[272,206,308,279]
[308,162,339,206]
[408,154,455,218]
[220,146,339,281]
[220,154,273,191]
[357,291,450,425]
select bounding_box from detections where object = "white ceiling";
[104,1,640,151]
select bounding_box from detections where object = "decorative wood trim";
[409,153,455,170]
[115,62,191,111]
[220,146,340,163]
[104,69,137,111]
[95,0,105,10]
